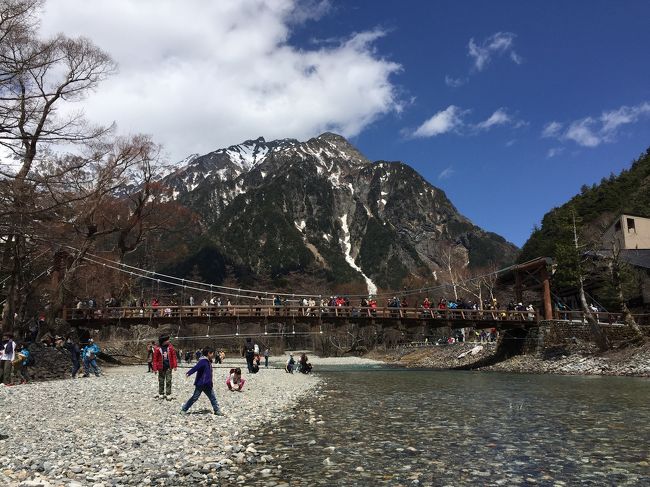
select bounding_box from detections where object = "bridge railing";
[61,305,541,322]
[553,310,650,326]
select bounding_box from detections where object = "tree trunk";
[578,277,609,351]
[609,260,645,343]
[572,211,609,352]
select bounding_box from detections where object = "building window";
[614,221,621,232]
[627,218,636,233]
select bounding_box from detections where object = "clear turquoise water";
[252,369,650,486]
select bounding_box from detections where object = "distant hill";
[519,147,650,263]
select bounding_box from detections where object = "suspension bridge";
[62,304,650,330]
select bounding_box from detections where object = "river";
[249,368,650,486]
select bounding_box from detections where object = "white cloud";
[444,75,466,88]
[468,32,521,71]
[541,121,563,138]
[564,118,601,147]
[38,0,402,163]
[600,102,650,136]
[410,106,524,138]
[475,108,511,131]
[542,101,650,148]
[546,147,564,158]
[438,166,454,180]
[412,106,466,138]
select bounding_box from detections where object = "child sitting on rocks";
[226,367,245,392]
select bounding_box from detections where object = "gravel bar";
[0,358,323,486]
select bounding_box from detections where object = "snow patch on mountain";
[339,214,377,296]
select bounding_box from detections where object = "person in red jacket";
[153,334,178,400]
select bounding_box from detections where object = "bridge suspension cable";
[62,243,520,302]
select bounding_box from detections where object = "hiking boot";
[213,410,224,416]
[166,395,174,401]
[180,409,187,415]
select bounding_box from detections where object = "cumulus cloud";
[542,102,650,148]
[38,0,402,162]
[468,32,522,72]
[412,105,467,138]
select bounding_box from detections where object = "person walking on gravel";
[0,333,16,385]
[64,337,81,378]
[153,334,178,400]
[181,347,223,416]
[82,339,101,377]
[146,341,155,372]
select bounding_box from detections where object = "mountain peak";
[317,132,347,143]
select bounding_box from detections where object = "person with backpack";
[181,347,223,416]
[152,334,178,400]
[82,339,101,377]
[64,337,81,378]
[12,343,32,384]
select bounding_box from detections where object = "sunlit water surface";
[249,368,650,486]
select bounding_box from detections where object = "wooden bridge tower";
[511,257,553,320]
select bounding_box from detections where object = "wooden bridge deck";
[62,305,650,329]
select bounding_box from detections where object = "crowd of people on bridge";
[66,290,546,325]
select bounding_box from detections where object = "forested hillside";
[519,147,650,262]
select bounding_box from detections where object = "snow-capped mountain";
[160,133,517,294]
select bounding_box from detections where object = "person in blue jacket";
[181,347,224,416]
[14,343,32,384]
[82,339,101,377]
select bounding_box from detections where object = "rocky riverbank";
[481,341,650,376]
[370,342,498,369]
[0,359,323,486]
[369,340,650,377]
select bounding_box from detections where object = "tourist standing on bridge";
[181,347,223,416]
[264,348,269,368]
[153,335,178,400]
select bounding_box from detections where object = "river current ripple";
[250,368,650,486]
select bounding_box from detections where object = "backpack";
[25,353,35,366]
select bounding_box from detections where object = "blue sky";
[42,0,650,248]
[289,0,650,246]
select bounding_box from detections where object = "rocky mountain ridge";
[160,133,518,294]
